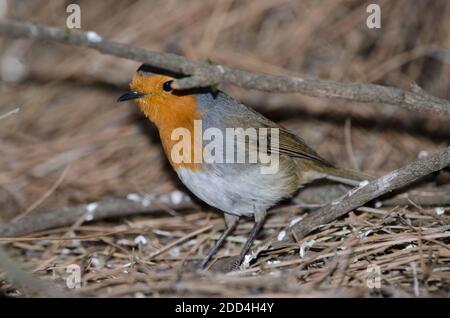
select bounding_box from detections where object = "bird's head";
[117,64,200,129]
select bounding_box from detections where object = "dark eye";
[163,80,173,92]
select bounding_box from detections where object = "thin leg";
[232,211,266,270]
[199,214,239,270]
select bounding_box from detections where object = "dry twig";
[12,166,71,223]
[0,21,449,116]
[0,191,196,237]
[0,108,20,121]
[381,193,450,207]
[284,147,450,242]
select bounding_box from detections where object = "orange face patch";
[130,75,202,171]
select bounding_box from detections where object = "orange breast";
[159,117,203,171]
[135,90,203,171]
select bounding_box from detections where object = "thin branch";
[0,20,449,116]
[381,193,450,207]
[0,107,20,121]
[281,147,450,242]
[12,165,70,223]
[0,191,197,237]
[147,225,213,260]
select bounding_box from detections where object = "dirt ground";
[0,0,449,297]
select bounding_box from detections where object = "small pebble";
[127,193,141,202]
[418,150,429,159]
[90,257,101,269]
[242,254,253,269]
[170,191,184,205]
[86,31,102,43]
[289,217,302,227]
[434,207,445,216]
[134,235,148,245]
[359,180,369,187]
[170,247,180,257]
[277,230,286,241]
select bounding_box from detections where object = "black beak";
[117,90,146,102]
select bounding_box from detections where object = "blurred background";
[0,0,449,297]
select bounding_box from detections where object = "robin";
[118,64,370,270]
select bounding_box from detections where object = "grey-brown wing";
[223,106,331,166]
[274,128,332,166]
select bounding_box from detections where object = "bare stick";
[12,165,70,222]
[0,191,197,237]
[283,147,450,242]
[0,107,20,121]
[147,225,213,260]
[0,20,449,116]
[381,193,450,207]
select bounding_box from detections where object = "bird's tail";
[295,159,373,187]
[320,166,373,187]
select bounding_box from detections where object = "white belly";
[176,163,298,217]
